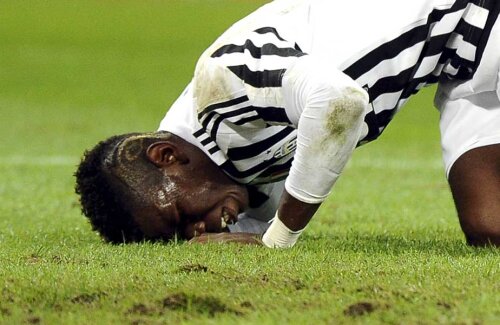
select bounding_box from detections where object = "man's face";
[132,143,249,240]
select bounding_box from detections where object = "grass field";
[1,1,499,324]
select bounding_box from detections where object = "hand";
[188,232,263,245]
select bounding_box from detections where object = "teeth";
[222,211,230,222]
[221,217,227,229]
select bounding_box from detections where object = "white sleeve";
[281,56,369,204]
[227,215,270,234]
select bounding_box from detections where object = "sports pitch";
[0,1,499,324]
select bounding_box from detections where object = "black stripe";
[197,95,249,119]
[211,40,305,58]
[233,115,262,126]
[256,157,294,179]
[208,145,220,154]
[472,1,500,73]
[344,25,430,80]
[361,111,381,143]
[227,127,294,161]
[228,65,285,88]
[255,106,291,124]
[205,105,290,126]
[455,18,485,46]
[201,111,218,129]
[193,129,219,152]
[246,185,270,208]
[344,4,467,80]
[193,129,204,138]
[221,155,284,180]
[367,67,414,102]
[201,106,259,137]
[364,71,441,142]
[200,137,211,146]
[254,27,286,41]
[426,34,453,56]
[210,116,225,142]
[200,105,289,143]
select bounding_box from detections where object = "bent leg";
[437,88,500,246]
[448,144,500,246]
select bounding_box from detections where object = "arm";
[262,56,369,248]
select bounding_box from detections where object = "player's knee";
[460,213,500,247]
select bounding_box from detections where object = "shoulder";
[193,51,247,114]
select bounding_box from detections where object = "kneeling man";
[76,0,500,247]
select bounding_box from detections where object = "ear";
[146,141,188,167]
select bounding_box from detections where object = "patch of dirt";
[26,316,41,324]
[437,301,453,310]
[161,293,189,310]
[0,307,11,316]
[70,292,106,304]
[161,293,243,317]
[125,293,247,318]
[130,319,151,325]
[126,303,156,316]
[26,254,42,264]
[51,255,63,264]
[240,301,254,309]
[288,279,305,290]
[343,302,376,316]
[177,263,209,273]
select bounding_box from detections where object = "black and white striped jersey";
[160,0,499,189]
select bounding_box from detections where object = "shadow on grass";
[302,232,498,257]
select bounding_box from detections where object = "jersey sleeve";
[281,56,369,203]
[227,181,284,234]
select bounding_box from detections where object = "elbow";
[324,86,368,137]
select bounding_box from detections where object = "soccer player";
[75,0,500,247]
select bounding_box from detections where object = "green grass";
[1,1,499,324]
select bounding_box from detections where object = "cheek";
[135,214,165,238]
[185,181,213,201]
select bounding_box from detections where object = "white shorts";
[435,14,500,178]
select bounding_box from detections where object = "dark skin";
[132,135,500,247]
[132,137,250,240]
[448,144,500,246]
[129,135,319,244]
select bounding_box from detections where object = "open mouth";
[221,207,237,230]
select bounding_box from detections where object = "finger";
[193,221,206,236]
[183,221,206,239]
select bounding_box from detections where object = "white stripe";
[226,111,260,124]
[199,99,249,124]
[353,8,471,86]
[231,131,295,170]
[430,9,465,36]
[372,90,404,114]
[443,63,459,76]
[446,32,477,62]
[356,41,424,87]
[247,86,284,108]
[463,3,489,29]
[432,62,446,77]
[414,53,442,79]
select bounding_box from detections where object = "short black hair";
[75,133,146,243]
